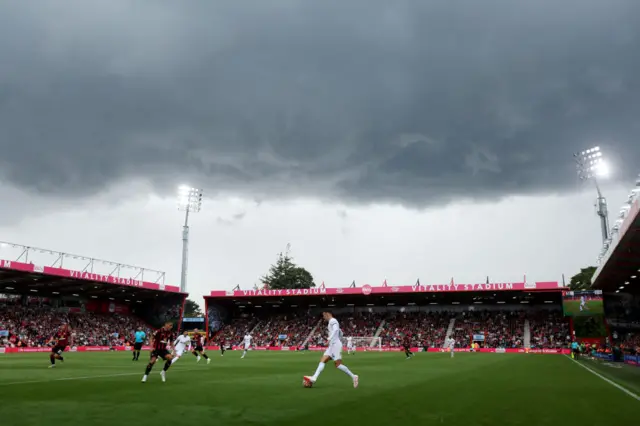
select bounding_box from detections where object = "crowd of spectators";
[614,330,640,355]
[209,310,575,350]
[380,312,450,348]
[450,311,525,349]
[0,303,151,348]
[4,300,636,356]
[528,311,570,349]
[210,316,258,345]
[250,313,318,347]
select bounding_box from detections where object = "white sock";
[337,364,355,379]
[242,351,246,356]
[171,357,179,364]
[311,362,325,381]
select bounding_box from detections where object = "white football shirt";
[448,338,455,348]
[174,335,191,349]
[327,318,342,344]
[243,334,252,345]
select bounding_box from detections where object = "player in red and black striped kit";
[219,338,226,356]
[403,334,414,360]
[49,324,72,368]
[191,329,210,364]
[142,322,175,383]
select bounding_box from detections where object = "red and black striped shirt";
[56,329,70,347]
[192,333,202,346]
[152,329,172,351]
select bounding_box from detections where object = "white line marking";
[565,355,640,402]
[0,368,201,387]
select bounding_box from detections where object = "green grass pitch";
[1,351,637,425]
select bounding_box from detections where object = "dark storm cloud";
[1,0,639,206]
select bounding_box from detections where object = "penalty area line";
[564,355,640,402]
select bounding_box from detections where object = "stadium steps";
[249,320,262,335]
[300,319,322,347]
[370,319,386,347]
[443,317,456,348]
[524,319,531,348]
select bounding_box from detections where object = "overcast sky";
[1,1,639,301]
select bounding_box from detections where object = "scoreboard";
[181,317,205,334]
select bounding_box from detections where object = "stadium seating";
[250,313,317,347]
[528,311,570,349]
[0,302,596,353]
[379,312,450,348]
[211,316,259,346]
[449,311,526,348]
[0,302,151,348]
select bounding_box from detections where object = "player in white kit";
[346,336,355,355]
[171,331,191,364]
[447,337,455,358]
[241,333,252,359]
[303,311,359,388]
[579,295,588,312]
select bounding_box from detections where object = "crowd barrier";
[593,353,614,362]
[0,345,570,355]
[624,355,639,367]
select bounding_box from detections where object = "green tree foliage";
[569,266,597,290]
[183,299,203,317]
[261,250,315,290]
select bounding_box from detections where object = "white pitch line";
[565,355,640,402]
[0,368,201,387]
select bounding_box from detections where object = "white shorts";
[244,345,250,350]
[323,341,342,361]
[174,347,185,357]
[347,345,355,351]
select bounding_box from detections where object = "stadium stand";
[379,311,449,348]
[528,311,570,349]
[0,301,152,348]
[0,251,186,351]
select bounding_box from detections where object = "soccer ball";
[303,380,313,388]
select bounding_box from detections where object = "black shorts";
[194,346,204,352]
[133,342,143,351]
[52,345,65,355]
[151,349,170,360]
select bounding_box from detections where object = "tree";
[183,299,203,317]
[569,266,597,290]
[261,248,315,290]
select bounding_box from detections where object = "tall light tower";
[177,185,203,293]
[574,146,610,244]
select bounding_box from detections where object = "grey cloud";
[1,0,639,207]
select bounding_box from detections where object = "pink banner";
[209,281,563,298]
[0,259,181,293]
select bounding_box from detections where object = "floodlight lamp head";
[176,186,203,212]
